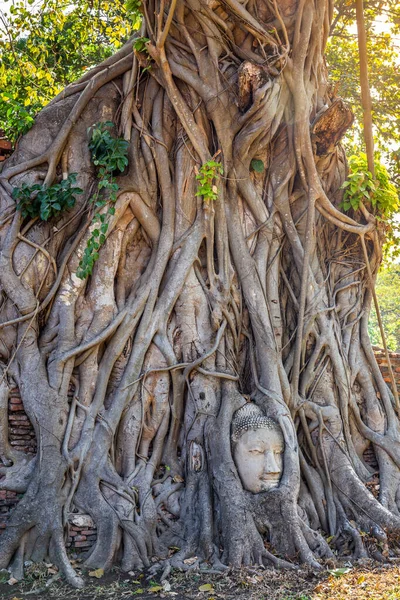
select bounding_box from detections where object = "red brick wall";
[8,388,37,454]
[67,515,98,554]
[374,348,400,397]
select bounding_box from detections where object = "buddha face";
[233,427,284,493]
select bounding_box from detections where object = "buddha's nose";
[264,450,280,474]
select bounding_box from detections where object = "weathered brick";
[74,541,93,548]
[9,397,22,405]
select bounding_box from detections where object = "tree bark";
[0,0,399,587]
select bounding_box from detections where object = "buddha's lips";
[261,475,280,481]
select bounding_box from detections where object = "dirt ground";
[1,559,400,600]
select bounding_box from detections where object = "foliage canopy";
[0,0,140,140]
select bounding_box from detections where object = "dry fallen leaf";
[8,577,18,586]
[47,567,58,575]
[88,568,104,579]
[183,556,197,565]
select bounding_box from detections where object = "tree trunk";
[0,0,399,587]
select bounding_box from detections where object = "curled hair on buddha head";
[231,402,283,443]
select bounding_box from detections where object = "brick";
[0,140,12,150]
[9,422,31,428]
[9,414,28,421]
[9,404,23,412]
[80,530,97,536]
[74,541,93,548]
[9,397,22,404]
[74,535,87,542]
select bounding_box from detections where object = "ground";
[1,561,400,600]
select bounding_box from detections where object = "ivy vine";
[77,121,129,279]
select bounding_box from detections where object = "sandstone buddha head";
[231,403,284,493]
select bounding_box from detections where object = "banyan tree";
[0,0,399,588]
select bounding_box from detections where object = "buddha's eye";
[249,449,263,454]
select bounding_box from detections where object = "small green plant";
[341,153,400,258]
[13,173,83,221]
[341,153,398,216]
[195,160,223,202]
[77,122,129,279]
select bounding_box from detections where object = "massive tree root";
[1,0,400,587]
